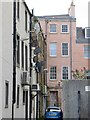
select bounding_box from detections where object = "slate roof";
[76,27,90,44]
[37,14,76,21]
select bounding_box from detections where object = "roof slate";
[76,27,90,44]
[37,14,76,21]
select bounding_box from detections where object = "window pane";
[25,45,28,71]
[5,82,9,108]
[62,67,68,79]
[17,85,20,108]
[62,25,68,33]
[23,90,26,105]
[17,0,20,19]
[25,10,27,31]
[22,41,24,68]
[50,43,57,56]
[62,43,68,55]
[50,66,57,80]
[84,45,90,58]
[50,24,56,32]
[17,35,20,65]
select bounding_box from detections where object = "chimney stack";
[88,1,90,27]
[68,0,75,18]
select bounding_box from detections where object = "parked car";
[44,106,63,120]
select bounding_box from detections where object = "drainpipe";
[36,72,39,119]
[70,18,72,79]
[29,10,33,120]
[45,19,48,108]
[12,0,16,120]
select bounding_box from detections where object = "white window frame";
[61,66,69,80]
[50,42,57,57]
[84,45,90,59]
[61,24,69,33]
[85,27,90,39]
[50,24,57,33]
[50,66,57,80]
[61,42,69,57]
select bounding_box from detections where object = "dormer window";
[85,27,90,39]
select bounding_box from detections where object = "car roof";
[47,106,61,109]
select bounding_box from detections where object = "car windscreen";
[47,108,60,112]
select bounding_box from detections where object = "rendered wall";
[62,80,90,118]
[0,1,2,119]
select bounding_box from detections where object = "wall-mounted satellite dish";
[33,56,38,63]
[35,61,42,72]
[34,47,41,55]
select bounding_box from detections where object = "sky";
[25,0,89,28]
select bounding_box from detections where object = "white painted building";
[0,0,33,119]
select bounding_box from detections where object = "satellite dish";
[33,56,38,63]
[35,61,42,72]
[34,47,41,55]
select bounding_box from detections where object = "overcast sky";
[25,0,89,28]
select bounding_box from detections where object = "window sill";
[61,32,69,34]
[49,79,57,81]
[49,32,57,34]
[49,55,57,57]
[61,55,69,57]
[84,57,90,59]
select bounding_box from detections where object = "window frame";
[17,85,20,108]
[84,45,90,59]
[61,42,69,57]
[16,34,20,66]
[62,66,69,80]
[50,24,57,33]
[50,42,57,57]
[23,90,28,105]
[23,90,26,105]
[61,24,69,33]
[25,10,27,32]
[5,81,9,108]
[22,41,24,69]
[17,0,20,20]
[25,45,28,71]
[50,66,57,80]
